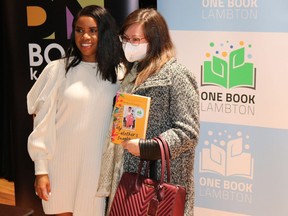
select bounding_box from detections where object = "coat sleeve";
[161,63,200,159]
[27,59,64,175]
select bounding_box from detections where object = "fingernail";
[48,192,52,196]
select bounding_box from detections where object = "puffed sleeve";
[27,59,64,175]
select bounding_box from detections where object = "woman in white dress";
[27,5,121,216]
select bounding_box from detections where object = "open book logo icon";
[199,130,254,179]
[201,41,256,89]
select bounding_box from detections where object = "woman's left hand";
[121,138,140,156]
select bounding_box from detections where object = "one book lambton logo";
[201,41,256,89]
[199,129,254,179]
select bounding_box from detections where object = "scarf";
[95,65,138,208]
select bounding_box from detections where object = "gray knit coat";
[123,58,200,216]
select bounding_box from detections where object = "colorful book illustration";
[111,92,151,144]
[202,47,256,89]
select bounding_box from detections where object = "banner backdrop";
[158,1,288,216]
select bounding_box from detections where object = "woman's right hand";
[34,174,51,201]
[121,138,140,156]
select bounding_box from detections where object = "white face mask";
[122,42,148,63]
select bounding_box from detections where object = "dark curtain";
[105,0,156,27]
[0,0,15,182]
[2,0,46,214]
[139,0,157,9]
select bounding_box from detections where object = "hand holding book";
[111,92,151,144]
[120,138,141,156]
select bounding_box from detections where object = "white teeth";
[82,44,91,47]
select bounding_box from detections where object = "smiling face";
[74,16,98,62]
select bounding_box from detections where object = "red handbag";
[108,136,186,216]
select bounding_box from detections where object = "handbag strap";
[153,137,166,184]
[152,137,170,183]
[156,136,171,182]
[153,136,172,201]
[152,137,166,201]
[133,138,166,194]
[133,137,171,200]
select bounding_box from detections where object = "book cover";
[111,92,151,144]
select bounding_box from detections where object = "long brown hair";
[120,8,175,86]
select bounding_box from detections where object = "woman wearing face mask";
[97,8,200,216]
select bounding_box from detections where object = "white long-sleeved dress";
[27,59,119,216]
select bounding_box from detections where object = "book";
[111,92,151,144]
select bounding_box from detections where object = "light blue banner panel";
[195,121,288,216]
[158,0,288,32]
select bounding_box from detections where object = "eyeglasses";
[119,35,146,46]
